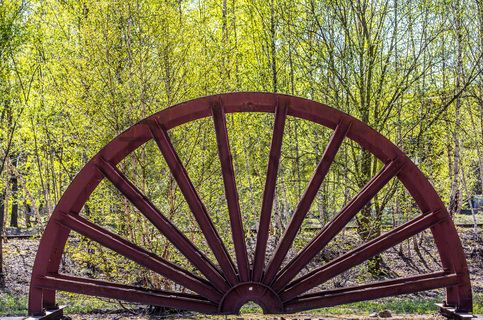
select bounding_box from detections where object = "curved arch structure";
[28,93,472,316]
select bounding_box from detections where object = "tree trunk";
[448,0,463,215]
[0,190,5,287]
[270,0,277,92]
[10,158,18,229]
[24,203,32,228]
[476,0,483,194]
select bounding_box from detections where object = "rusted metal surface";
[28,93,473,317]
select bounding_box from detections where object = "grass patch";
[0,293,28,316]
[314,293,483,315]
[1,292,481,317]
[316,297,443,315]
[0,292,117,316]
[57,292,118,314]
[474,292,483,314]
[454,213,483,225]
[239,301,264,314]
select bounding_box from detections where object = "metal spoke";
[281,210,447,300]
[51,274,209,300]
[252,101,288,282]
[212,101,250,282]
[56,211,222,302]
[263,120,351,285]
[95,158,229,293]
[35,274,218,314]
[149,118,238,286]
[272,159,404,291]
[284,272,459,312]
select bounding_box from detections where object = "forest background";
[0,0,482,317]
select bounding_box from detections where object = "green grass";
[454,213,483,225]
[1,292,481,316]
[234,293,482,316]
[313,293,483,315]
[196,294,483,317]
[57,292,118,314]
[239,301,264,314]
[0,293,28,316]
[0,292,116,316]
[316,297,446,315]
[471,293,482,314]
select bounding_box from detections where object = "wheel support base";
[437,303,475,319]
[25,306,64,320]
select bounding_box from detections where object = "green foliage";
[317,293,483,315]
[1,0,481,229]
[0,292,116,316]
[0,293,27,316]
[58,293,118,314]
[2,292,481,317]
[239,301,264,314]
[0,0,482,313]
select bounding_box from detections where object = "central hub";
[218,282,283,314]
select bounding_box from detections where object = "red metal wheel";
[28,93,472,316]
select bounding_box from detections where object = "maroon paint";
[296,270,449,299]
[285,273,460,312]
[272,159,403,292]
[28,93,472,316]
[96,156,229,292]
[280,210,447,301]
[56,211,221,302]
[35,275,218,313]
[51,273,209,300]
[212,101,250,282]
[219,282,283,314]
[263,120,350,285]
[149,118,238,286]
[252,101,288,282]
